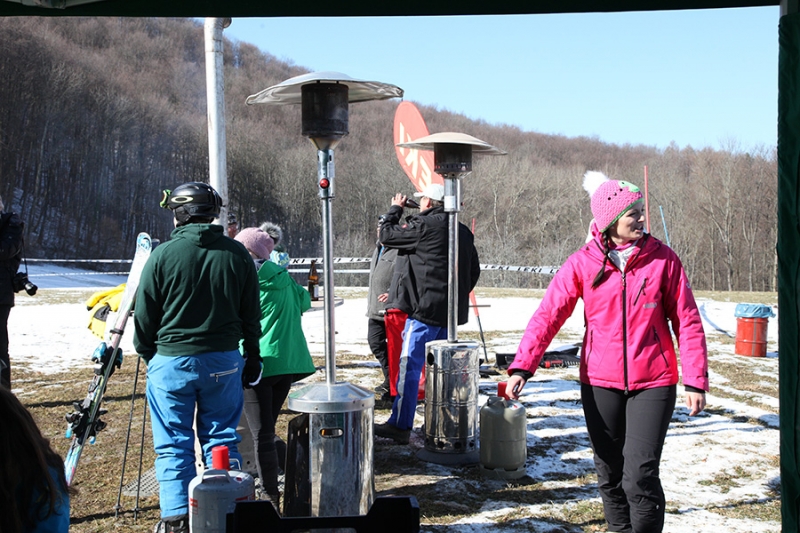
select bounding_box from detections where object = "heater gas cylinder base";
[416,448,479,466]
[478,464,526,480]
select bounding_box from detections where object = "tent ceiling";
[0,0,780,17]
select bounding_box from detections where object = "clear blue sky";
[222,7,780,151]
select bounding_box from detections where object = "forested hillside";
[0,17,776,291]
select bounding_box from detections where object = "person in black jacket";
[0,195,23,389]
[366,228,399,401]
[374,184,480,444]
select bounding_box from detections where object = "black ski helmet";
[160,182,222,224]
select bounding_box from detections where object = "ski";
[494,344,581,370]
[64,232,153,486]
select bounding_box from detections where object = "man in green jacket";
[134,182,262,533]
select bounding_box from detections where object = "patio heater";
[245,72,403,517]
[396,132,505,465]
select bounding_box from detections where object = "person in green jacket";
[234,227,316,511]
[134,183,262,533]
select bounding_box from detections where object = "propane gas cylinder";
[479,385,527,479]
[188,446,255,533]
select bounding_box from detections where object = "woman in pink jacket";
[506,171,709,533]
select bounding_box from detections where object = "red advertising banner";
[393,101,443,192]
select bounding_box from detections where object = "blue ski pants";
[388,318,446,430]
[146,351,244,518]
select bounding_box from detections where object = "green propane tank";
[479,383,527,479]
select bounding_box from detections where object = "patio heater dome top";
[396,132,507,155]
[245,71,404,106]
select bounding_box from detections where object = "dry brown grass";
[17,364,160,532]
[22,360,604,532]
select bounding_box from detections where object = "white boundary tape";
[480,264,560,275]
[287,257,369,265]
[288,258,560,275]
[32,272,131,277]
[27,258,134,263]
[28,258,559,275]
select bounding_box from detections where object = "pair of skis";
[64,232,153,486]
[494,345,581,371]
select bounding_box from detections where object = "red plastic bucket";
[734,317,768,357]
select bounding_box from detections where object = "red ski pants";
[385,308,425,400]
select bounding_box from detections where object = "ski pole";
[115,355,142,517]
[469,291,489,364]
[659,205,671,247]
[470,218,489,363]
[134,389,148,519]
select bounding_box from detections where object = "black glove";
[242,353,262,388]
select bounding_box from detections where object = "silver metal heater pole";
[317,148,337,386]
[445,177,461,342]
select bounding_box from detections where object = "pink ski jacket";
[509,231,709,392]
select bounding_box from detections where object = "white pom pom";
[582,171,609,197]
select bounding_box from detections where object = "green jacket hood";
[258,259,292,290]
[170,223,226,247]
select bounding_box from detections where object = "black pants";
[0,305,10,389]
[581,384,676,533]
[367,317,389,379]
[242,374,293,494]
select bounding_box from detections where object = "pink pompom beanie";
[235,227,275,260]
[583,171,643,232]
